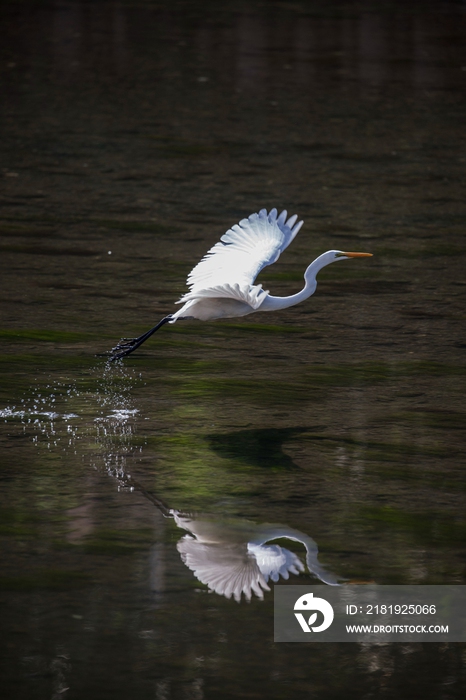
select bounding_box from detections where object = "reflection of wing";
[247,543,304,582]
[177,536,270,602]
[173,511,341,601]
[185,209,303,293]
[251,525,341,586]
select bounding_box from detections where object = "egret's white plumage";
[109,207,372,360]
[184,208,302,293]
[168,208,303,322]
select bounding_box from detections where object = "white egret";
[109,207,372,360]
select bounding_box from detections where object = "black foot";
[107,315,173,362]
[109,338,140,362]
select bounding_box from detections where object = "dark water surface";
[1,0,465,698]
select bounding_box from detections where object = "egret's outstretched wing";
[186,208,303,293]
[177,537,270,602]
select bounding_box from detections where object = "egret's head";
[334,251,373,260]
[305,249,373,279]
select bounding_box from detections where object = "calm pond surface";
[1,0,465,697]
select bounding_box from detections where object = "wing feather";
[177,537,270,602]
[186,208,303,293]
[175,282,268,308]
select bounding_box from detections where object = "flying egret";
[109,208,372,361]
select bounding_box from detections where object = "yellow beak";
[342,252,373,258]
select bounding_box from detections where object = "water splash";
[1,363,141,458]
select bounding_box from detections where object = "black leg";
[109,315,173,361]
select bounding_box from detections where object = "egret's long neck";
[261,252,335,311]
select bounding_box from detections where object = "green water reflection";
[1,343,465,695]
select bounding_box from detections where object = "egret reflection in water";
[2,369,341,602]
[107,463,341,602]
[173,511,340,602]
